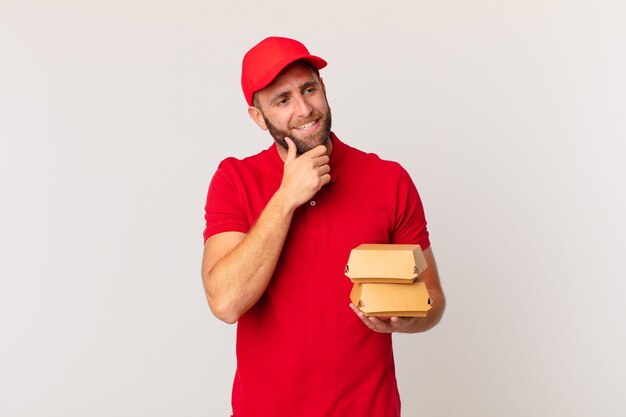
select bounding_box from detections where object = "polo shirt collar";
[327,132,345,184]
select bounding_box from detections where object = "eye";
[276,97,290,106]
[303,87,316,95]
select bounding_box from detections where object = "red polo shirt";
[204,133,430,417]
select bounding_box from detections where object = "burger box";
[344,244,428,283]
[345,244,431,317]
[350,281,432,317]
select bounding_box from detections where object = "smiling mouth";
[293,120,318,131]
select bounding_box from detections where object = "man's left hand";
[349,303,427,333]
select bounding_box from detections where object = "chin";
[293,134,329,154]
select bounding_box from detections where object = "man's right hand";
[278,137,331,209]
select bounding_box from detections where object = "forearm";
[204,189,295,323]
[399,248,446,333]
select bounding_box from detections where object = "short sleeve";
[390,166,430,249]
[203,160,251,242]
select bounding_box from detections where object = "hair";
[251,60,321,110]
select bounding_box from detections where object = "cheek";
[267,111,290,130]
[278,116,294,131]
[314,97,330,114]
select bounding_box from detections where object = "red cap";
[241,37,327,106]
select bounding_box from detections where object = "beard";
[262,106,333,154]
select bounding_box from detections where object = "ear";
[248,106,268,130]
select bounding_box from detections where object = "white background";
[1,1,625,416]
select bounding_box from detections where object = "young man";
[202,36,445,417]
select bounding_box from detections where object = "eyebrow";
[268,80,320,103]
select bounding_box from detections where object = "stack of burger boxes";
[345,244,432,317]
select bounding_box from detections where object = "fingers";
[283,137,328,161]
[306,144,329,158]
[284,137,330,182]
[318,163,331,176]
[284,137,297,163]
[313,157,331,186]
[367,316,394,333]
[279,138,331,208]
[350,303,412,333]
[349,303,392,333]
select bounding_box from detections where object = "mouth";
[293,119,319,132]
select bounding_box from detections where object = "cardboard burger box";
[344,244,428,283]
[350,281,432,317]
[346,244,432,317]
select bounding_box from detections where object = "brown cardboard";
[350,281,432,317]
[345,244,428,283]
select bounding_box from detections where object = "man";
[202,36,445,417]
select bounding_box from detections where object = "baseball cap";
[241,36,327,106]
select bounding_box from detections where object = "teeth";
[296,121,316,130]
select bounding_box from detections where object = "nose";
[294,93,313,117]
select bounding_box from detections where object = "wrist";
[270,188,298,218]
